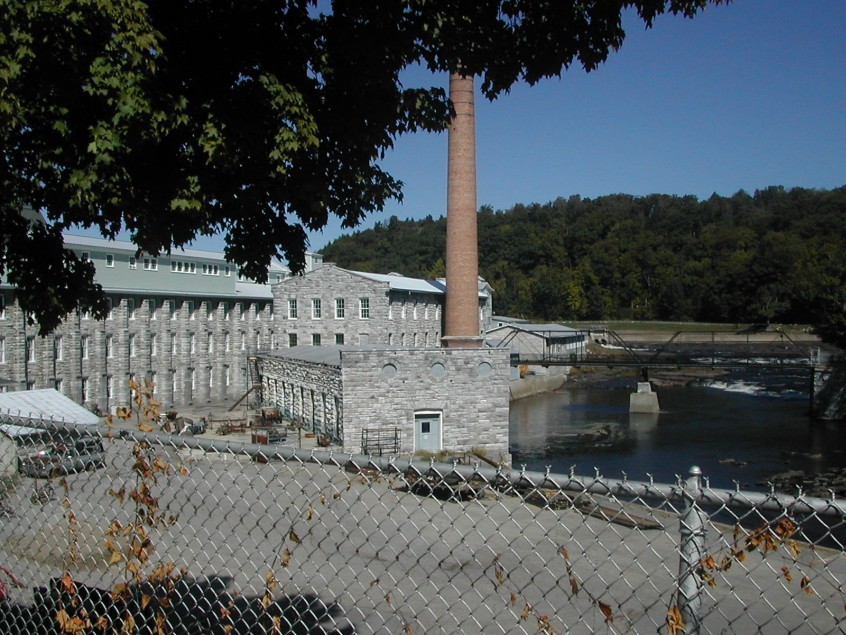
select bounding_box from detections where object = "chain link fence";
[1,415,845,634]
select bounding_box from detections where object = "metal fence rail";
[1,415,844,634]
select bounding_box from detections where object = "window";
[0,337,5,363]
[359,298,370,319]
[270,333,276,350]
[224,265,231,277]
[105,254,114,267]
[222,302,230,321]
[190,369,196,390]
[150,371,157,393]
[106,376,113,400]
[208,334,214,354]
[288,299,298,319]
[312,333,321,346]
[312,298,322,319]
[190,333,196,354]
[186,300,195,320]
[81,335,90,360]
[106,335,114,358]
[169,300,177,319]
[171,333,177,355]
[268,304,274,320]
[288,333,298,347]
[240,332,246,351]
[224,332,231,352]
[225,366,231,386]
[238,302,245,320]
[129,256,137,269]
[255,303,261,321]
[127,298,136,320]
[207,301,213,321]
[0,295,4,319]
[81,251,90,262]
[143,257,158,271]
[335,298,345,319]
[130,333,137,357]
[171,260,196,274]
[81,378,89,402]
[149,299,157,320]
[401,302,406,319]
[107,298,114,320]
[201,263,219,276]
[208,368,213,388]
[335,333,344,345]
[151,334,158,356]
[56,378,63,394]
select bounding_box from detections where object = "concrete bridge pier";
[630,381,660,414]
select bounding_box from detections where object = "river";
[509,367,846,493]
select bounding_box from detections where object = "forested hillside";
[320,186,846,344]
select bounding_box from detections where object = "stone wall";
[257,355,342,438]
[273,265,389,346]
[0,290,275,410]
[340,347,511,459]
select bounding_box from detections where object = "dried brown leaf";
[598,600,613,623]
[667,605,685,635]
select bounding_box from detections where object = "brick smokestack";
[442,73,482,348]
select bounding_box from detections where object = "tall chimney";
[442,72,481,348]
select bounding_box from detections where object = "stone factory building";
[0,233,322,411]
[257,345,511,458]
[271,264,493,348]
[256,265,509,458]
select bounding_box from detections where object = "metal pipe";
[677,466,706,634]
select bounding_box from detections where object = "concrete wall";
[340,348,511,459]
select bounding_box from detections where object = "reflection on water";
[509,371,846,491]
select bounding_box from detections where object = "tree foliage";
[1,0,727,333]
[320,186,846,348]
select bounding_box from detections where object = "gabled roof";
[0,389,101,425]
[348,270,447,295]
[345,269,490,298]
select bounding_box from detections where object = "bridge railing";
[517,328,817,368]
[1,416,844,634]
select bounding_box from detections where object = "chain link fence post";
[677,465,706,634]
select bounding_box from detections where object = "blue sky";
[77,1,845,255]
[299,0,845,252]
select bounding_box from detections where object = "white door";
[414,412,441,452]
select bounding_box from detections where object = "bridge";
[507,328,820,370]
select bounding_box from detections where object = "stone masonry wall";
[273,265,390,346]
[340,347,510,460]
[0,290,275,411]
[257,355,342,438]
